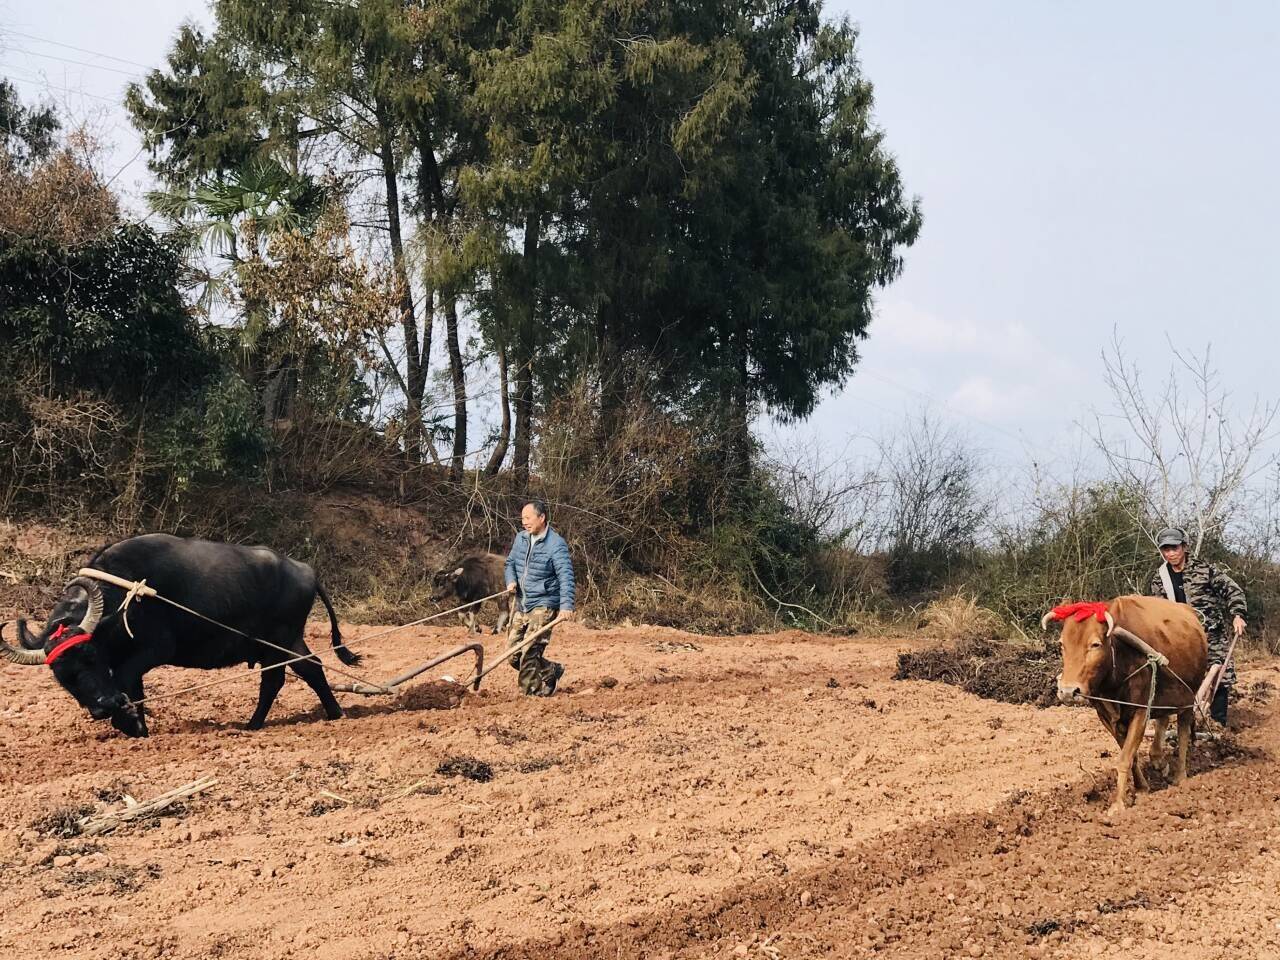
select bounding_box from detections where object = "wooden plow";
[330,617,562,698]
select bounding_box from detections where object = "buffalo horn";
[0,623,45,666]
[65,577,104,634]
[18,618,42,649]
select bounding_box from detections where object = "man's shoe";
[539,661,565,697]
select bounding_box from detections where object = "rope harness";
[72,568,516,710]
[1082,644,1210,723]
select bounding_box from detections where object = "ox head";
[1042,601,1116,705]
[0,577,144,736]
[430,566,465,604]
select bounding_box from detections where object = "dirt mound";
[436,755,495,782]
[893,637,1059,705]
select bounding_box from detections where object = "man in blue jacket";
[504,499,575,696]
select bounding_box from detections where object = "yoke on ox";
[1043,595,1208,816]
[0,534,363,737]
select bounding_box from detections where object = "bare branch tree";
[1091,333,1279,553]
[877,411,991,558]
[764,435,886,551]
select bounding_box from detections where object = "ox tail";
[316,580,361,666]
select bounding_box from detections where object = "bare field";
[2,623,1279,959]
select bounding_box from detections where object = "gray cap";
[1157,526,1187,548]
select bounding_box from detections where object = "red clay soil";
[2,622,1278,959]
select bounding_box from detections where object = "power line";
[0,66,126,107]
[0,30,157,71]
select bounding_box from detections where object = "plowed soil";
[3,622,1279,959]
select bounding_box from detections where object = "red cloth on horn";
[1048,601,1109,623]
[45,632,92,666]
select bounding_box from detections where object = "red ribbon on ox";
[44,626,93,666]
[1048,601,1110,624]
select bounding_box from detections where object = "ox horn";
[0,623,46,666]
[1040,611,1057,631]
[1103,610,1116,636]
[64,577,104,635]
[17,618,43,650]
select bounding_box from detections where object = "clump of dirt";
[513,756,558,774]
[893,638,1059,706]
[436,756,494,783]
[654,640,702,653]
[1193,733,1267,769]
[31,803,95,838]
[1236,678,1275,704]
[62,863,162,894]
[304,797,347,817]
[91,780,132,804]
[1027,896,1151,939]
[392,681,466,712]
[481,724,528,746]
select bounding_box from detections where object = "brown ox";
[1043,595,1208,816]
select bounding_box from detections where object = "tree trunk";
[445,296,467,480]
[728,339,752,488]
[596,298,623,449]
[513,210,540,491]
[378,116,424,463]
[484,339,511,476]
[416,123,462,475]
[419,288,438,464]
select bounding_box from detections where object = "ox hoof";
[1104,802,1127,820]
[1171,772,1186,787]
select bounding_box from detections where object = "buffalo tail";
[317,581,361,665]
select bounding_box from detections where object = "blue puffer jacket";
[504,527,576,613]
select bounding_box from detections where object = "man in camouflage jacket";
[1146,526,1248,726]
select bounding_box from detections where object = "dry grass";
[918,593,1009,643]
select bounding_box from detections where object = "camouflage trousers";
[1208,630,1237,688]
[507,606,563,696]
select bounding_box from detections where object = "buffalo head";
[1,577,145,737]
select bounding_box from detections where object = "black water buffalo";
[0,534,360,737]
[430,553,513,635]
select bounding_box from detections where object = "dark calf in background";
[431,553,513,634]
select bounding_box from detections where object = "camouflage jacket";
[1146,555,1248,637]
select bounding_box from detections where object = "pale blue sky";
[2,2,1277,471]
